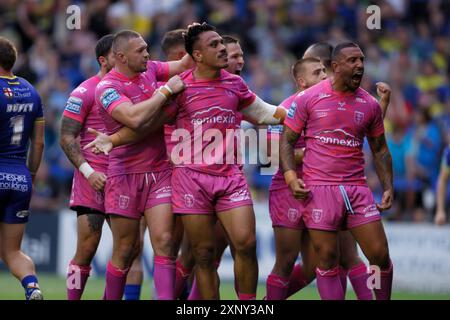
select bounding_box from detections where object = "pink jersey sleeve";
[284,91,308,134]
[236,77,257,111]
[96,84,131,116]
[62,86,93,124]
[148,60,170,83]
[367,98,385,137]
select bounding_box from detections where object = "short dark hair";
[331,42,360,61]
[161,29,186,56]
[292,57,322,78]
[112,30,141,53]
[0,36,17,71]
[95,34,114,66]
[222,35,239,45]
[303,42,333,69]
[184,22,216,56]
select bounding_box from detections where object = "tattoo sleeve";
[59,116,85,168]
[368,134,393,191]
[280,126,301,173]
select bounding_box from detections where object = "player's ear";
[331,60,339,73]
[98,56,106,67]
[192,49,202,63]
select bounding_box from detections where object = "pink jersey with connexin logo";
[95,60,170,177]
[284,79,384,185]
[170,69,256,175]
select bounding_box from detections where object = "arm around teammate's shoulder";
[111,75,185,130]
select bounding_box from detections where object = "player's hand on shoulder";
[376,189,393,211]
[88,171,107,192]
[84,128,113,155]
[289,178,310,200]
[166,75,186,95]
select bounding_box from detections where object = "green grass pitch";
[1,272,450,300]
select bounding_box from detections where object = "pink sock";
[187,277,202,300]
[315,266,345,300]
[174,259,191,299]
[66,260,91,300]
[348,263,373,300]
[287,263,311,297]
[153,256,176,300]
[338,266,348,297]
[104,260,129,300]
[266,273,290,300]
[374,261,393,300]
[238,292,256,300]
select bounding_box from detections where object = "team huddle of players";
[0,21,394,300]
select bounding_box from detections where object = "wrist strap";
[163,84,173,95]
[284,170,297,186]
[79,162,95,179]
[158,86,171,100]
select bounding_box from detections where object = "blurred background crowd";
[0,0,449,222]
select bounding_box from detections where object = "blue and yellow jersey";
[0,75,44,164]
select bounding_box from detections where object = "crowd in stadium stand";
[0,0,449,222]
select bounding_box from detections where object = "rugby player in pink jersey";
[184,34,245,300]
[124,29,189,300]
[94,30,189,300]
[268,43,392,300]
[60,35,115,300]
[281,42,394,300]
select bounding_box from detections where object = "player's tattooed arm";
[368,133,394,211]
[28,119,45,182]
[60,116,85,168]
[280,127,310,199]
[280,126,299,174]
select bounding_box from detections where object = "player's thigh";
[75,209,105,240]
[307,229,339,258]
[349,220,389,258]
[144,203,174,240]
[216,205,256,249]
[0,222,26,253]
[172,215,185,253]
[273,227,302,260]
[337,230,360,268]
[300,231,319,279]
[181,214,217,253]
[215,221,230,257]
[109,214,141,245]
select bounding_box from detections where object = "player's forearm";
[110,126,141,147]
[280,134,298,175]
[120,89,170,130]
[436,173,448,213]
[241,96,286,125]
[379,96,389,119]
[60,136,86,168]
[294,148,305,165]
[59,117,86,168]
[168,54,193,77]
[27,140,44,176]
[373,149,394,192]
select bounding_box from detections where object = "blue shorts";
[0,164,33,224]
